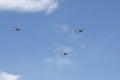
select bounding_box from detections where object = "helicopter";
[75,29,83,33]
[13,26,21,31]
[60,52,68,55]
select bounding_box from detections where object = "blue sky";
[0,0,120,80]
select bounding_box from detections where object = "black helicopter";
[13,27,21,31]
[75,29,83,33]
[60,52,68,55]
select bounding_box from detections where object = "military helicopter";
[75,29,83,33]
[60,52,68,55]
[13,27,21,31]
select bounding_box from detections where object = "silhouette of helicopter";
[75,29,83,33]
[13,27,21,31]
[60,52,68,55]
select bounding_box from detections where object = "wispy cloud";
[55,45,73,53]
[54,25,70,32]
[80,44,86,49]
[69,34,80,41]
[45,56,73,67]
[0,72,21,80]
[0,0,61,13]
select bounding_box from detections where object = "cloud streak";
[45,57,73,67]
[55,45,73,53]
[0,0,61,13]
[53,24,70,32]
[0,72,21,80]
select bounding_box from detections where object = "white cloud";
[0,0,61,13]
[0,72,21,80]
